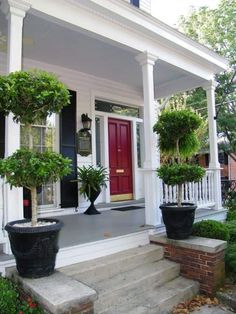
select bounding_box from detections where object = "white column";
[204,80,222,210]
[136,51,161,226]
[0,0,30,243]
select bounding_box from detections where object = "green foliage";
[225,191,236,221]
[153,109,203,158]
[178,0,236,160]
[157,163,205,186]
[0,276,20,314]
[0,276,44,314]
[19,296,44,314]
[192,220,230,241]
[0,69,70,125]
[77,165,108,199]
[0,148,71,188]
[225,243,236,280]
[225,220,236,243]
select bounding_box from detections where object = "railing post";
[203,81,222,210]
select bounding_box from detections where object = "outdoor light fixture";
[81,113,92,130]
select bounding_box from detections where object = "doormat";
[111,206,144,212]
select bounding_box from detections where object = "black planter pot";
[84,188,101,215]
[160,203,197,240]
[5,218,63,278]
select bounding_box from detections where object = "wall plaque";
[77,129,92,157]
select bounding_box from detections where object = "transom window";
[95,100,140,118]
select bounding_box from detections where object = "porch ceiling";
[0,11,205,98]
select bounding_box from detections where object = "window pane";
[95,117,101,166]
[136,123,143,168]
[95,100,140,118]
[20,114,56,207]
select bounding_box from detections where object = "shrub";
[0,276,44,314]
[0,276,20,314]
[225,220,236,243]
[225,191,236,221]
[225,243,236,282]
[192,219,230,241]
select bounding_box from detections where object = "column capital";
[135,51,158,67]
[0,0,31,19]
[202,80,218,92]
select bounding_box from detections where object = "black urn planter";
[160,203,197,240]
[5,218,63,278]
[84,188,101,215]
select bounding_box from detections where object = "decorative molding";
[0,0,31,18]
[202,80,218,92]
[135,51,158,66]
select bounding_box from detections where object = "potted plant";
[153,107,205,239]
[77,165,108,215]
[0,70,72,278]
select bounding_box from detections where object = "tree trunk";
[31,187,37,227]
[27,124,38,226]
[178,184,182,207]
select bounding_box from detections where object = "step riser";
[74,249,164,284]
[147,284,199,314]
[100,281,199,314]
[95,264,180,313]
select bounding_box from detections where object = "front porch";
[0,201,227,274]
[0,0,228,268]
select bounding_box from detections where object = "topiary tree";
[0,70,71,226]
[153,108,205,207]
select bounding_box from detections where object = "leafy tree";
[175,0,236,160]
[153,108,205,206]
[0,70,71,226]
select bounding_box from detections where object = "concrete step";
[60,244,163,283]
[94,259,180,312]
[59,244,199,314]
[100,276,199,314]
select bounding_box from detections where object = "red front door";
[108,118,133,201]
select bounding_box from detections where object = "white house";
[0,0,228,263]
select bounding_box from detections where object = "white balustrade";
[160,170,216,208]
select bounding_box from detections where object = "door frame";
[91,91,144,204]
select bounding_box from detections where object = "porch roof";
[0,0,229,98]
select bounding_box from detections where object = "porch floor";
[51,207,150,248]
[50,205,227,248]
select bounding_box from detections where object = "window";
[21,115,56,207]
[130,0,139,7]
[136,123,143,168]
[95,100,140,118]
[95,117,102,166]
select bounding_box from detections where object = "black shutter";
[60,90,78,208]
[131,0,139,7]
[0,112,5,158]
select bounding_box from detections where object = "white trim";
[91,91,143,202]
[26,0,228,78]
[55,230,150,268]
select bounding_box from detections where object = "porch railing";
[160,169,216,208]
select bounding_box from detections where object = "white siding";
[0,53,145,212]
[140,0,151,14]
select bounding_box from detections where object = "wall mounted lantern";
[81,113,92,130]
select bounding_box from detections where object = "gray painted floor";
[52,208,150,248]
[52,206,225,248]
